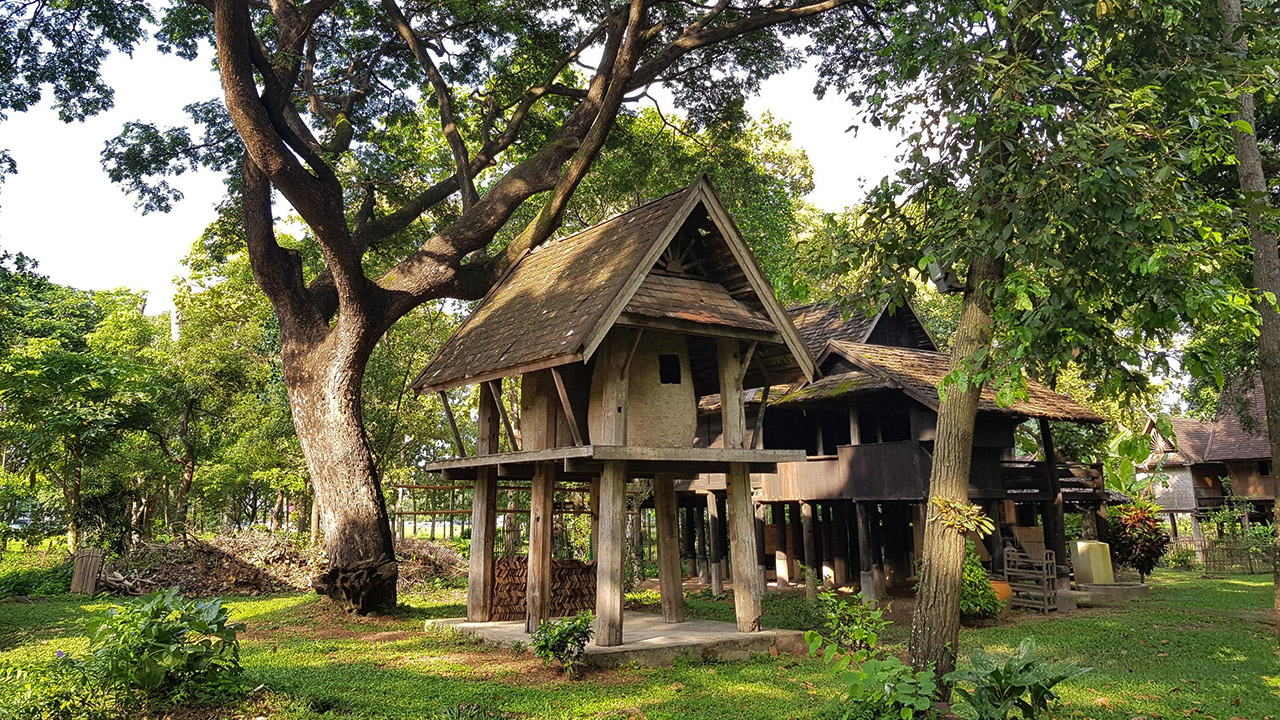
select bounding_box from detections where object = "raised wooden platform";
[427,611,807,668]
[426,445,806,479]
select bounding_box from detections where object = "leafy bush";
[961,541,1002,622]
[85,588,248,704]
[530,611,594,677]
[1165,546,1198,570]
[0,559,72,598]
[943,638,1090,720]
[816,591,888,653]
[0,658,133,720]
[1108,500,1170,580]
[806,630,937,720]
[1249,522,1276,546]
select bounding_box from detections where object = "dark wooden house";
[411,176,814,645]
[683,302,1110,598]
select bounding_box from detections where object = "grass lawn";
[1,569,1276,719]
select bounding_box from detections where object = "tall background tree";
[809,0,1255,676]
[97,0,869,612]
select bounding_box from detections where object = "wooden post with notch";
[467,383,500,621]
[718,337,763,632]
[595,332,630,646]
[1038,418,1069,587]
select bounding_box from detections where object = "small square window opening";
[658,354,681,384]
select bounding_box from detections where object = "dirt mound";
[108,531,312,596]
[105,531,466,597]
[396,537,467,589]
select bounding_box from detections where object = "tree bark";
[291,345,398,613]
[908,254,1003,679]
[1220,0,1280,642]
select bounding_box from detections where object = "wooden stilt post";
[525,464,554,633]
[594,331,629,647]
[789,502,803,579]
[1190,513,1205,561]
[985,501,1005,576]
[467,380,500,622]
[1038,418,1069,586]
[683,505,697,579]
[718,337,762,631]
[597,461,627,645]
[775,502,791,587]
[706,492,723,595]
[754,501,769,589]
[833,502,850,586]
[855,501,877,601]
[653,473,685,623]
[589,477,600,560]
[800,500,818,599]
[695,505,709,582]
[821,504,835,587]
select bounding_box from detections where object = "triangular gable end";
[580,175,816,383]
[862,302,938,351]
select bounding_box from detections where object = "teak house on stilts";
[410,176,815,645]
[688,301,1111,600]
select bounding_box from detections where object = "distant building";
[1140,380,1277,541]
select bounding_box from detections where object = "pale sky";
[0,44,902,316]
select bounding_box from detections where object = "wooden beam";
[751,384,770,450]
[525,464,553,633]
[719,337,762,631]
[486,379,520,452]
[615,313,783,345]
[619,328,644,379]
[653,473,685,623]
[550,366,584,446]
[438,390,469,457]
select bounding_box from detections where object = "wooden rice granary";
[411,176,814,645]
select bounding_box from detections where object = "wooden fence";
[1204,542,1276,574]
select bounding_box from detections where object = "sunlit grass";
[1,568,1276,719]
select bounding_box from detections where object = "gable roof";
[411,176,816,393]
[1203,379,1271,461]
[786,301,936,359]
[820,340,1107,423]
[1141,415,1215,469]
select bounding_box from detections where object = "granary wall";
[588,330,696,447]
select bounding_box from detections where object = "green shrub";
[1108,501,1170,580]
[1165,546,1198,570]
[961,541,1002,621]
[815,591,888,653]
[0,658,134,720]
[943,638,1090,720]
[0,559,73,598]
[529,611,594,677]
[85,588,249,705]
[805,630,937,720]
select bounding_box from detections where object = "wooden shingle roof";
[822,341,1107,423]
[787,303,878,358]
[1142,416,1215,469]
[1203,380,1271,461]
[411,177,816,393]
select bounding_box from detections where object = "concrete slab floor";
[427,611,808,669]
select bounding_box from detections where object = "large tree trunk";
[290,342,398,613]
[908,254,1002,679]
[1220,0,1280,642]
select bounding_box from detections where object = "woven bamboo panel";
[490,556,597,622]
